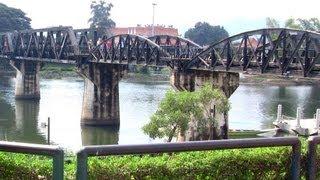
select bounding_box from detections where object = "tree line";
[266,17,320,32]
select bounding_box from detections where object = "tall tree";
[266,17,280,28]
[267,17,320,32]
[142,84,229,142]
[184,22,229,46]
[0,3,31,32]
[88,0,116,30]
[284,18,302,29]
[297,18,320,32]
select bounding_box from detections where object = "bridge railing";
[0,141,64,179]
[76,137,301,180]
[307,136,320,179]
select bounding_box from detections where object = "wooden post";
[47,117,50,145]
[277,104,282,122]
[316,109,320,132]
[296,107,301,128]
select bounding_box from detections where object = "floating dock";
[273,105,320,136]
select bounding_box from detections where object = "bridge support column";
[170,70,239,140]
[78,63,126,126]
[10,60,41,100]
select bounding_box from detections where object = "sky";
[1,0,319,35]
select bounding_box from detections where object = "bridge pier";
[10,60,41,100]
[170,70,239,140]
[78,63,126,126]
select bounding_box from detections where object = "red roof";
[111,25,179,37]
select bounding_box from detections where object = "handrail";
[307,136,320,180]
[76,137,301,180]
[0,141,64,180]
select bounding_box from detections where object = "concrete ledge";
[15,94,40,100]
[81,119,120,126]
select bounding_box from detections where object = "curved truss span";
[90,34,172,67]
[185,28,320,77]
[148,35,203,59]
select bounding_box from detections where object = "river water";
[1,75,320,151]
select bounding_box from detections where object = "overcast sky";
[1,0,319,35]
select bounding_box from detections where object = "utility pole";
[152,3,157,36]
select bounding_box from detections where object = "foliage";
[266,17,280,28]
[284,18,302,30]
[39,64,78,79]
[195,84,230,138]
[0,152,52,179]
[142,84,229,142]
[88,147,292,179]
[184,22,229,46]
[88,0,116,34]
[0,3,31,32]
[0,139,319,179]
[285,17,320,32]
[266,17,320,32]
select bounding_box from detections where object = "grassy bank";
[0,138,318,179]
[241,74,320,86]
[40,64,79,79]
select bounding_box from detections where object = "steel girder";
[2,27,320,77]
[0,27,84,63]
[184,28,320,77]
[89,34,171,67]
[148,35,203,59]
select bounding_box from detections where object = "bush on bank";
[0,139,318,179]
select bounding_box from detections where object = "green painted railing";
[0,141,64,180]
[7,136,320,179]
[76,137,301,180]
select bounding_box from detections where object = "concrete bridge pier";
[10,60,41,100]
[78,63,126,126]
[170,70,239,140]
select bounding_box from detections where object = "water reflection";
[0,97,46,143]
[2,74,320,150]
[81,126,119,146]
[14,100,46,143]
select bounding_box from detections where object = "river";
[0,75,320,151]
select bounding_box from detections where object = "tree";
[266,17,280,28]
[0,3,31,32]
[142,84,229,142]
[266,17,320,32]
[297,18,320,32]
[184,22,229,46]
[284,18,302,29]
[88,0,116,31]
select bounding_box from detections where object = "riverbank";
[240,74,320,86]
[2,61,320,85]
[39,66,320,86]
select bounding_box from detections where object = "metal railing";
[307,136,320,180]
[76,137,301,180]
[0,141,64,180]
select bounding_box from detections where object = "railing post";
[296,107,301,128]
[76,150,88,180]
[277,104,282,123]
[307,136,318,180]
[316,109,320,132]
[52,148,64,180]
[47,117,51,145]
[291,141,301,180]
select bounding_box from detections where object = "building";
[111,25,179,37]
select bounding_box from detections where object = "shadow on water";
[0,99,46,144]
[81,126,119,146]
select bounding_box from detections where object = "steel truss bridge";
[1,27,320,77]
